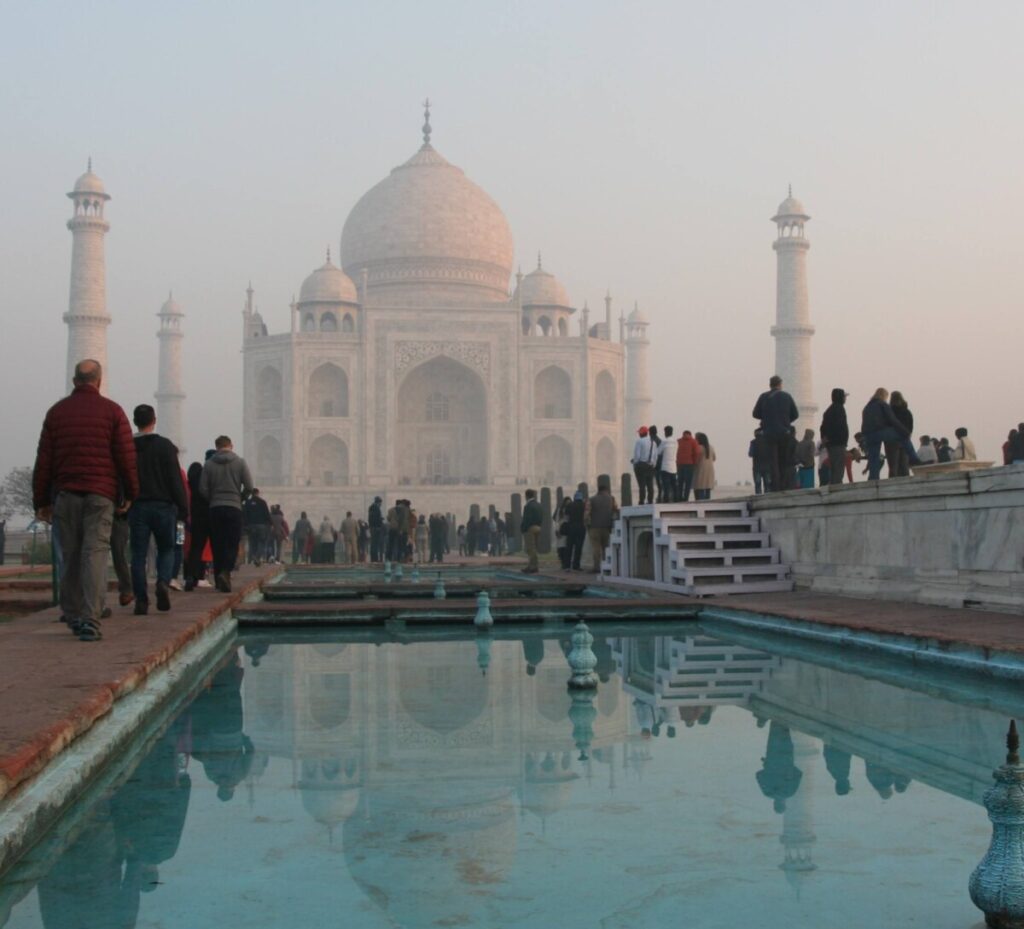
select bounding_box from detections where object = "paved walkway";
[0,566,274,803]
[701,590,1024,655]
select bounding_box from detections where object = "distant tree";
[0,467,34,520]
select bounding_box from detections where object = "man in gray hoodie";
[199,435,254,592]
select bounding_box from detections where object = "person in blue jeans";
[129,405,187,615]
[860,388,921,481]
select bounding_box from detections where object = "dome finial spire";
[87,156,92,172]
[788,183,792,198]
[326,244,331,263]
[422,98,432,146]
[537,251,542,270]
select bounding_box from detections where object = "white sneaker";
[196,579,212,588]
[169,579,183,591]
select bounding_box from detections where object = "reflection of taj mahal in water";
[236,633,1010,922]
[241,105,653,515]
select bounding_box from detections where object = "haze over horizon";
[2,1,1022,503]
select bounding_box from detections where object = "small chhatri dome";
[71,159,110,199]
[516,254,572,309]
[299,251,359,305]
[159,291,183,316]
[773,186,809,221]
[628,302,649,324]
[340,104,515,306]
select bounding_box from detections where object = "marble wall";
[750,466,1024,612]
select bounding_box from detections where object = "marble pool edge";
[0,615,238,879]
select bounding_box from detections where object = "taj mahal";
[60,105,818,515]
[239,104,653,515]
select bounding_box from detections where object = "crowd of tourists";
[748,375,996,493]
[630,424,716,504]
[31,359,1017,643]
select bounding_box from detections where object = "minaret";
[771,187,817,432]
[155,293,186,454]
[64,160,111,393]
[624,301,653,435]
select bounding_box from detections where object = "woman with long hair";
[886,391,914,477]
[693,432,716,500]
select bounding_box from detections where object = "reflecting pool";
[0,627,1008,928]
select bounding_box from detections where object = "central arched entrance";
[396,356,488,484]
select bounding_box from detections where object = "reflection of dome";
[516,259,571,309]
[534,665,572,724]
[344,790,517,925]
[398,642,489,733]
[300,784,361,829]
[299,257,358,305]
[522,751,578,822]
[340,135,514,306]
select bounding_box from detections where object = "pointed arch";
[595,370,616,422]
[536,434,573,486]
[257,434,283,484]
[595,437,616,479]
[309,434,349,486]
[397,356,487,484]
[308,363,349,417]
[534,365,572,419]
[256,366,282,419]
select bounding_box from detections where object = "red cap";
[638,426,649,436]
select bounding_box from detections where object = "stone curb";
[0,570,273,805]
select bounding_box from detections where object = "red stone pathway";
[0,566,275,802]
[701,590,1024,655]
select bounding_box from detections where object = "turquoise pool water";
[0,627,1008,928]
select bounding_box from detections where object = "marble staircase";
[600,500,793,596]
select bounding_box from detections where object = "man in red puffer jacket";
[32,360,139,641]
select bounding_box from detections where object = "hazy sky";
[2,1,1022,498]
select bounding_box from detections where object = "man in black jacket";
[820,388,850,486]
[243,489,272,565]
[752,375,799,492]
[129,405,187,614]
[368,496,384,562]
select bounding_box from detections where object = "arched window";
[307,363,348,418]
[424,447,450,484]
[596,437,616,479]
[595,370,616,421]
[534,366,572,419]
[320,312,337,332]
[425,391,449,422]
[302,313,316,332]
[535,434,573,486]
[308,434,349,486]
[341,313,355,333]
[256,366,282,419]
[538,316,552,336]
[558,317,568,337]
[522,316,532,336]
[257,435,283,484]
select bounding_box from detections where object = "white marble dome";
[72,168,108,198]
[340,143,514,306]
[774,194,809,219]
[517,261,571,309]
[159,292,183,316]
[299,257,358,305]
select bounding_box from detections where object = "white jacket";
[632,435,655,465]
